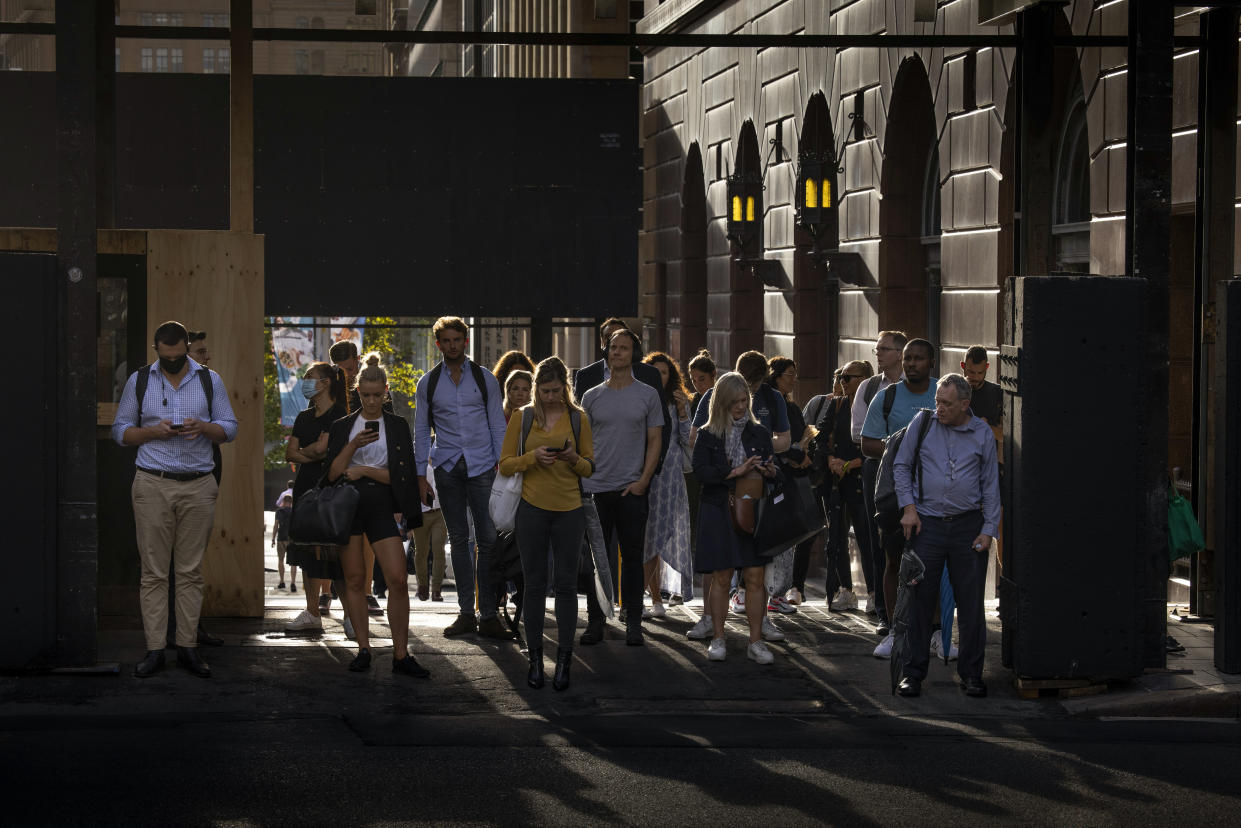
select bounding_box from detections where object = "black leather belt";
[924,510,981,523]
[137,467,210,482]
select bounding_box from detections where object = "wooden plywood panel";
[146,230,265,617]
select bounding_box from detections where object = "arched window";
[1052,92,1090,271]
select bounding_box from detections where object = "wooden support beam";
[230,0,255,233]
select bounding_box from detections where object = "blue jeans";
[434,457,499,619]
[901,511,987,683]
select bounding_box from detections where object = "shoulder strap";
[519,407,535,454]
[882,383,899,432]
[198,368,213,421]
[135,364,152,423]
[863,375,882,405]
[911,409,934,502]
[425,363,443,434]
[569,408,581,446]
[471,361,490,429]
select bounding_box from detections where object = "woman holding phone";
[324,362,426,677]
[498,357,594,691]
[691,372,779,664]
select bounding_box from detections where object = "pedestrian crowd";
[113,316,1001,698]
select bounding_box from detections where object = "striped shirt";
[111,358,239,473]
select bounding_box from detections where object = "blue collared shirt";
[111,358,238,473]
[894,410,1001,538]
[414,358,506,476]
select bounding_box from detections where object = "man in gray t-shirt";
[580,329,663,644]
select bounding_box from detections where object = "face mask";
[301,378,322,399]
[159,355,188,374]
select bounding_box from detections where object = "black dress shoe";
[197,624,223,647]
[579,619,604,646]
[176,646,212,678]
[897,676,921,697]
[877,622,891,637]
[478,616,516,640]
[552,648,572,691]
[526,647,545,689]
[349,648,371,672]
[962,677,988,698]
[134,650,165,678]
[392,653,430,678]
[626,628,644,647]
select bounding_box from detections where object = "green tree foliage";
[263,326,291,470]
[362,316,423,420]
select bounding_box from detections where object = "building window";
[311,17,325,29]
[171,48,183,73]
[218,48,231,73]
[156,47,169,72]
[296,16,309,28]
[115,47,121,72]
[595,0,618,18]
[203,13,214,27]
[154,12,168,26]
[218,14,230,27]
[170,13,182,26]
[311,50,325,74]
[140,47,153,72]
[294,49,309,74]
[203,49,215,73]
[140,12,153,26]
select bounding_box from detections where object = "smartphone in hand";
[364,421,379,433]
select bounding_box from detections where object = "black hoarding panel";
[254,76,639,317]
[0,73,639,318]
[1003,275,1147,680]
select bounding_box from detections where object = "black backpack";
[873,408,933,534]
[134,364,222,484]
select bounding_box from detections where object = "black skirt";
[694,499,765,573]
[286,542,343,581]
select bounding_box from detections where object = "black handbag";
[290,479,360,547]
[754,474,825,557]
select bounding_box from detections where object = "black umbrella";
[890,540,927,695]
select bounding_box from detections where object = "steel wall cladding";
[0,73,640,317]
[1003,275,1148,680]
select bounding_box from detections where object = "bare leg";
[644,556,663,608]
[289,566,298,589]
[340,538,370,650]
[701,574,713,613]
[710,570,732,638]
[372,537,409,656]
[362,537,377,598]
[743,567,765,643]
[304,578,322,615]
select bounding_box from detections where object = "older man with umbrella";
[892,374,1001,698]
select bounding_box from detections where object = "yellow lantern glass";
[732,195,742,223]
[746,196,756,222]
[805,178,818,210]
[822,179,832,209]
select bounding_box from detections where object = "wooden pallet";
[1014,676,1109,700]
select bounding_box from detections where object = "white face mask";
[300,378,322,399]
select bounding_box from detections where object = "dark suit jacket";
[692,421,774,506]
[323,409,423,529]
[574,357,672,473]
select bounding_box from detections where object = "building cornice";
[636,0,727,37]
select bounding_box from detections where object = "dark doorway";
[669,142,708,364]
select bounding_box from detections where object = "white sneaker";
[707,637,727,661]
[642,603,667,619]
[343,616,356,640]
[767,595,798,615]
[873,633,894,659]
[930,632,959,661]
[864,592,878,616]
[833,588,859,611]
[747,640,774,665]
[761,615,786,642]
[686,615,714,640]
[285,609,323,632]
[785,587,804,606]
[730,588,746,614]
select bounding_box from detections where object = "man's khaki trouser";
[132,471,218,651]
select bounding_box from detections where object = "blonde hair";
[531,357,582,429]
[704,372,757,439]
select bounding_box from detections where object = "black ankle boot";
[552,648,572,691]
[527,647,545,689]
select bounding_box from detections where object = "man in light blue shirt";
[414,317,510,639]
[892,373,1001,699]
[112,321,238,679]
[861,337,937,656]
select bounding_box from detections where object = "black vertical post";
[1016,5,1054,281]
[1216,281,1241,674]
[473,0,484,77]
[530,317,554,362]
[55,2,100,665]
[231,0,255,232]
[95,0,116,229]
[1125,0,1173,670]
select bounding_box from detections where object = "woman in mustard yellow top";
[498,356,594,691]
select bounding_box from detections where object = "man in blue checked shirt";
[111,321,238,679]
[892,373,1000,700]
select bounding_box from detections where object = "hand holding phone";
[364,421,380,432]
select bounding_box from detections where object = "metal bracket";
[999,344,1021,395]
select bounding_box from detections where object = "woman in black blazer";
[325,362,425,678]
[692,372,779,665]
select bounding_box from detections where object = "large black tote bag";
[290,480,360,547]
[754,475,825,558]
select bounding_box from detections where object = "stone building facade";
[635,0,1229,483]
